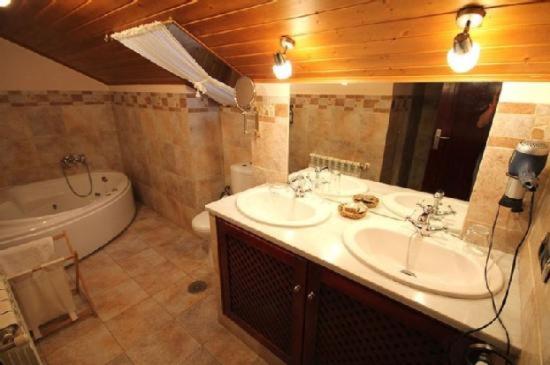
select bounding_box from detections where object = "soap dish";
[338,202,367,220]
[353,194,380,208]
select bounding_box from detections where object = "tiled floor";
[37,205,266,365]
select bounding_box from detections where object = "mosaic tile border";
[112,91,219,113]
[291,94,392,113]
[0,90,112,107]
[0,91,221,112]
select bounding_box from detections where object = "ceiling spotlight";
[0,0,12,7]
[272,36,295,80]
[273,52,292,80]
[280,35,295,51]
[447,6,485,73]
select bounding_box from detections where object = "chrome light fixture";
[447,6,486,73]
[273,35,295,80]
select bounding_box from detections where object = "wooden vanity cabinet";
[217,218,308,364]
[216,218,470,365]
[302,264,469,365]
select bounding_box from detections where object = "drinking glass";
[462,224,491,255]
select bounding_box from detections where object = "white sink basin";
[343,220,503,298]
[236,186,332,227]
[381,191,468,234]
[313,174,368,198]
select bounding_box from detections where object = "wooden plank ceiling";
[1,0,550,84]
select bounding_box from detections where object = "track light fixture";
[273,35,295,80]
[447,6,486,73]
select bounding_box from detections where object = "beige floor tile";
[43,321,123,365]
[38,209,262,365]
[153,275,210,316]
[80,251,117,274]
[105,298,173,351]
[177,295,225,344]
[79,252,130,296]
[182,347,221,365]
[154,239,209,275]
[103,231,150,262]
[106,354,134,365]
[139,223,186,247]
[93,279,148,321]
[134,205,157,221]
[125,322,201,365]
[127,215,166,235]
[115,248,167,277]
[204,328,258,365]
[132,260,187,295]
[37,316,104,355]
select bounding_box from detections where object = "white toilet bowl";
[191,162,255,239]
[191,211,210,240]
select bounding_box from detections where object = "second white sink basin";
[343,220,503,298]
[236,186,332,227]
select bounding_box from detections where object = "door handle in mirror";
[432,128,451,150]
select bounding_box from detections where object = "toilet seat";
[192,210,210,237]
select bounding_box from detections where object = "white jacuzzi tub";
[0,171,135,258]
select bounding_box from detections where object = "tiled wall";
[0,90,122,188]
[219,107,252,185]
[518,175,549,365]
[112,89,224,228]
[250,84,290,184]
[464,102,550,253]
[289,94,391,180]
[463,91,549,364]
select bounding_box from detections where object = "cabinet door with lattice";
[302,264,471,365]
[217,219,307,365]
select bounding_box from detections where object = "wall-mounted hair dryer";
[499,140,548,212]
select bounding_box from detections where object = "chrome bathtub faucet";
[60,153,87,169]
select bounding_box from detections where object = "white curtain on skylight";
[111,21,236,106]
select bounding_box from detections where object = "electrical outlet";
[538,232,550,284]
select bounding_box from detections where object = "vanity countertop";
[206,179,522,355]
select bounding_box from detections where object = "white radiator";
[0,276,42,365]
[309,153,370,178]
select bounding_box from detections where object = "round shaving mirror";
[235,76,256,111]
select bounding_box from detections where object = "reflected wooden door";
[422,82,501,200]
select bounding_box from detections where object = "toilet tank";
[231,163,255,193]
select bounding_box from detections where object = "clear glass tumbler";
[462,224,491,255]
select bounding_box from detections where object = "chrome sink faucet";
[407,203,447,237]
[431,190,456,219]
[288,174,312,198]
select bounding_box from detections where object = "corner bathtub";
[0,171,135,258]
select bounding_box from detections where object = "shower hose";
[62,161,93,198]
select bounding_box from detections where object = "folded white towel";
[0,237,55,276]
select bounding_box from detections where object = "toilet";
[192,162,255,239]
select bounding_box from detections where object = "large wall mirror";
[289,82,501,202]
